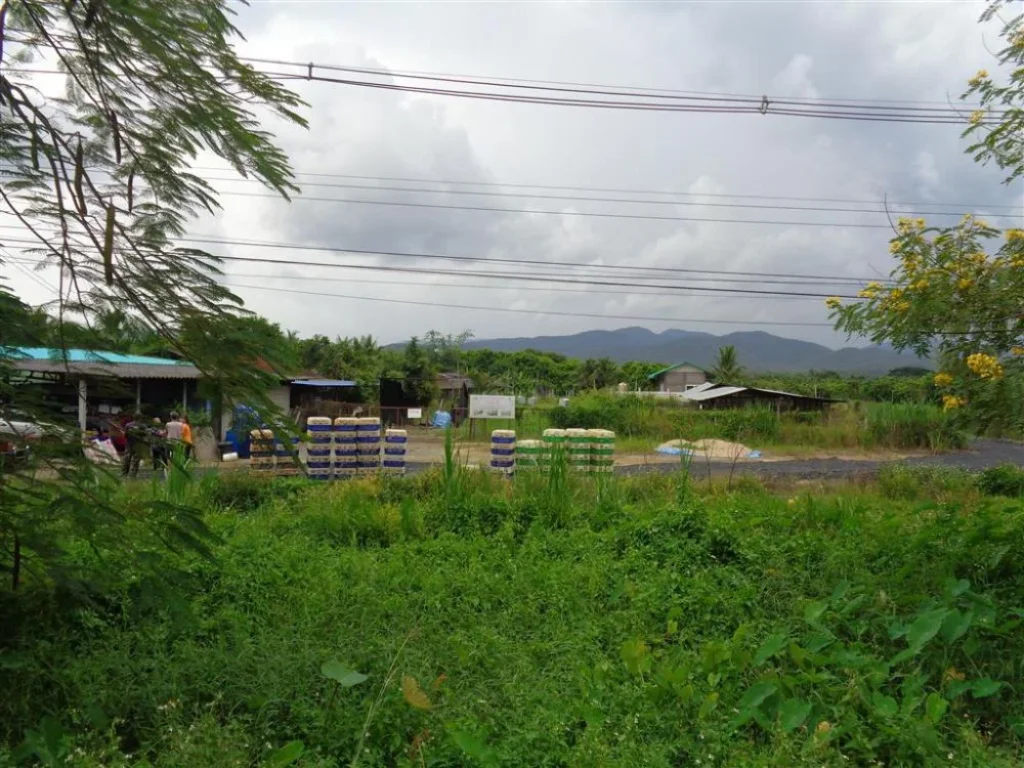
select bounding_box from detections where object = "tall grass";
[863,402,966,450]
[540,394,964,452]
[3,472,1024,766]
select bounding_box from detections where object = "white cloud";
[5,1,1019,350]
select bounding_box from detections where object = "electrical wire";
[0,221,891,283]
[243,56,999,121]
[198,176,1024,221]
[256,68,990,125]
[191,166,1023,212]
[0,258,838,301]
[237,56,979,110]
[228,281,837,328]
[204,189,901,229]
[0,239,865,299]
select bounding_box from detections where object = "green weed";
[2,474,1023,766]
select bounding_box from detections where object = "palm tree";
[711,345,742,383]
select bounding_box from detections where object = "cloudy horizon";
[6,0,1022,351]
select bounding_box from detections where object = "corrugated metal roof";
[289,378,358,387]
[683,386,747,402]
[4,349,201,379]
[6,347,193,366]
[14,359,202,379]
[683,382,717,395]
[741,386,837,402]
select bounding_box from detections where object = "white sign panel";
[469,394,516,420]
[407,407,423,419]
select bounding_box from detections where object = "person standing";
[165,411,185,464]
[150,417,168,472]
[180,414,193,462]
[121,414,146,477]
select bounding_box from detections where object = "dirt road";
[400,438,1024,481]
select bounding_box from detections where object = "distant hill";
[455,327,927,375]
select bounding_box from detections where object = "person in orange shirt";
[181,414,193,462]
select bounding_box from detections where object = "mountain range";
[459,327,928,375]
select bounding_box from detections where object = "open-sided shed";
[4,347,203,430]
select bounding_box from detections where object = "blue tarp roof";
[6,347,193,366]
[289,378,357,388]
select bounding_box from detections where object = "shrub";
[863,402,966,450]
[878,464,976,500]
[978,465,1024,497]
[198,472,306,512]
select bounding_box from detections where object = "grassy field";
[3,462,1024,766]
[457,396,967,455]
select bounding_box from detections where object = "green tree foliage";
[619,360,663,390]
[711,344,742,383]
[1,0,304,591]
[422,330,474,371]
[576,356,619,390]
[401,337,437,405]
[830,2,1024,433]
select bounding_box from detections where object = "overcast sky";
[7,0,1022,349]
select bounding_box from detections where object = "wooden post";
[182,381,188,411]
[77,378,87,431]
[135,379,141,411]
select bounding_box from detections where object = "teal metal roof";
[647,361,707,380]
[8,347,191,366]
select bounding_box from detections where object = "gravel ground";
[614,438,1024,482]
[139,439,1024,483]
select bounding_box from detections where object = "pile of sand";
[657,438,753,460]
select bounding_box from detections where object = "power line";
[200,175,1024,220]
[1,241,864,299]
[206,189,899,229]
[218,272,826,301]
[229,281,836,328]
[0,258,836,301]
[237,56,976,110]
[256,67,989,125]
[0,222,890,283]
[192,165,1024,213]
[1,246,865,293]
[243,56,998,123]
[5,44,999,124]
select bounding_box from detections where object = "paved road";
[613,438,1024,482]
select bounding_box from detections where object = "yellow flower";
[911,279,929,291]
[1012,347,1024,357]
[943,394,965,411]
[957,277,974,291]
[816,721,832,734]
[893,301,910,313]
[966,352,1004,380]
[889,240,902,255]
[825,296,842,310]
[914,218,926,229]
[969,70,989,87]
[890,288,905,300]
[934,372,954,387]
[1006,229,1024,243]
[1012,255,1024,269]
[858,288,877,299]
[969,110,985,125]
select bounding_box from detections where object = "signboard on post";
[469,394,516,420]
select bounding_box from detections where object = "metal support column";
[135,379,142,412]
